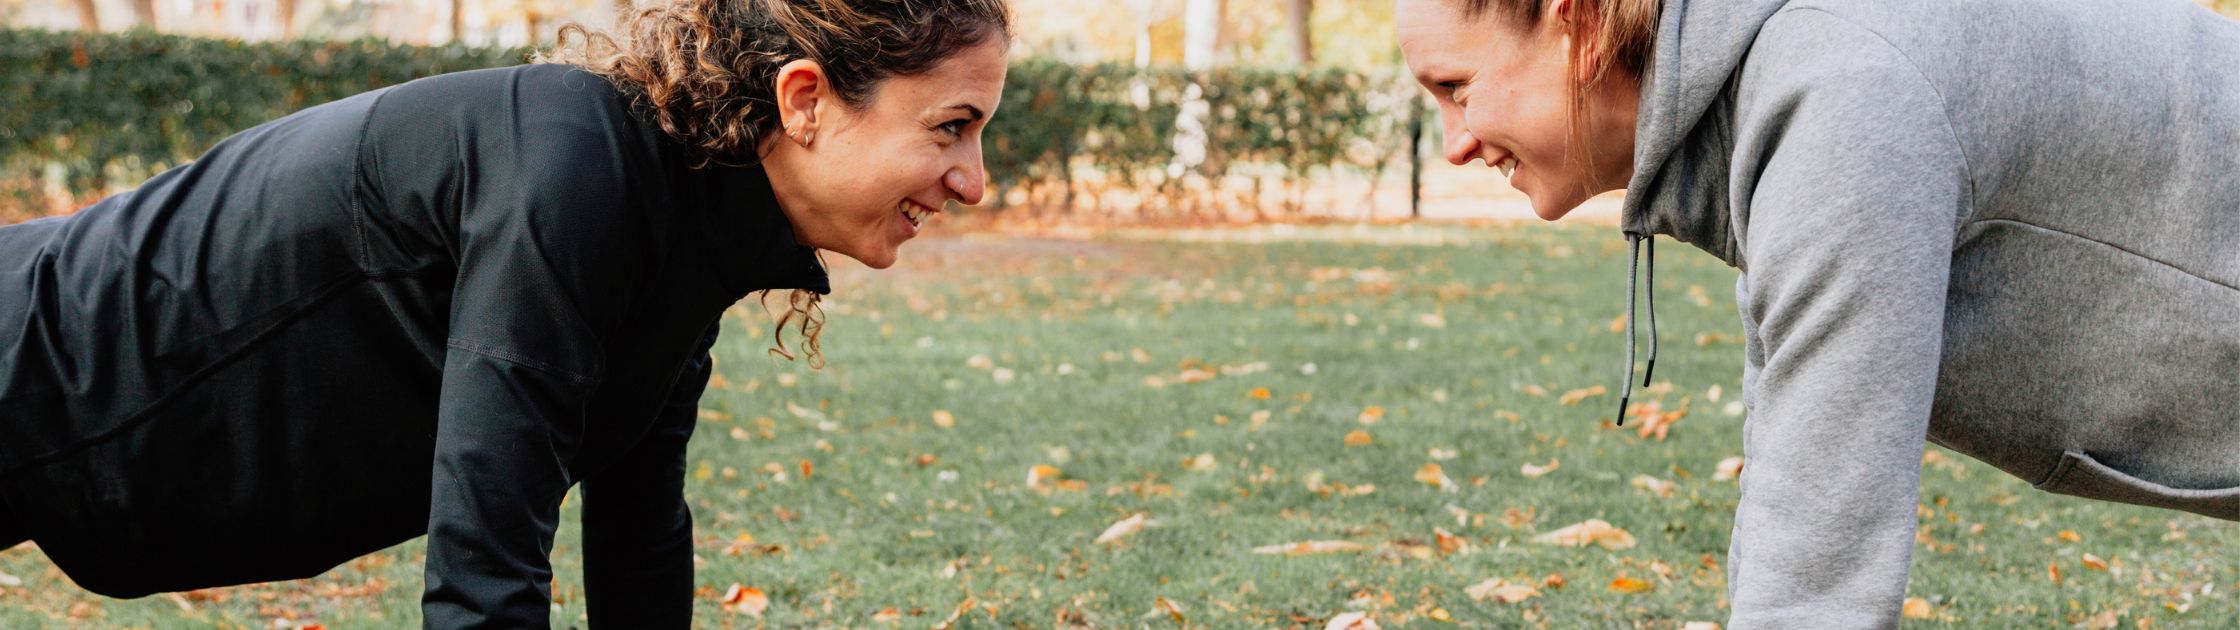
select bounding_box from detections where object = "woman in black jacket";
[0,0,1011,626]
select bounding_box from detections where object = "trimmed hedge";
[1,28,1422,222]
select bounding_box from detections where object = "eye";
[937,119,970,138]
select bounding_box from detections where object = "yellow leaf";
[872,607,902,623]
[722,584,769,616]
[1357,406,1386,424]
[1533,519,1637,550]
[1252,540,1367,555]
[1248,387,1272,400]
[1463,578,1539,604]
[1557,386,1606,406]
[1902,597,1933,619]
[1520,458,1559,478]
[1182,453,1218,472]
[1682,623,1722,630]
[1094,513,1146,545]
[2059,529,2083,543]
[1428,607,1453,622]
[1607,576,1654,594]
[932,410,956,428]
[1344,430,1373,446]
[1415,463,1456,491]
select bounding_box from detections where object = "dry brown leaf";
[1324,611,1381,630]
[1681,623,1721,630]
[1095,513,1147,544]
[1178,368,1216,384]
[1028,464,1063,489]
[1153,596,1187,624]
[1520,458,1560,478]
[1252,540,1367,556]
[1902,597,1933,619]
[1358,406,1386,424]
[1533,519,1636,550]
[932,595,978,630]
[1628,401,1687,441]
[1607,576,1654,594]
[2059,529,2083,543]
[2048,562,2063,583]
[1248,387,1273,400]
[1713,456,1745,481]
[1343,430,1373,446]
[872,607,902,623]
[1463,578,1540,604]
[1557,386,1607,406]
[2085,609,2119,630]
[931,410,955,428]
[1630,474,1676,498]
[1433,527,1468,555]
[1182,453,1218,472]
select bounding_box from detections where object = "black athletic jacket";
[0,64,826,627]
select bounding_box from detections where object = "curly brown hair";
[538,0,1012,369]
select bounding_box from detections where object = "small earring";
[802,132,815,147]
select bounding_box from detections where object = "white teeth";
[1498,158,1517,178]
[902,203,926,228]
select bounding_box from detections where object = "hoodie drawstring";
[1617,235,1660,426]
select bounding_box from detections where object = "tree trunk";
[1183,0,1222,70]
[276,0,299,38]
[451,0,467,44]
[1285,0,1314,65]
[72,0,100,31]
[126,0,156,30]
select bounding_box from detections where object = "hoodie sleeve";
[400,71,655,628]
[578,322,718,628]
[1724,10,1970,629]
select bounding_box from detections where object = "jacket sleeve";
[412,72,653,628]
[1724,11,1970,629]
[579,322,719,628]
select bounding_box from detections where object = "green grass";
[2,223,2233,628]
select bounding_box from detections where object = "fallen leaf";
[1630,474,1676,498]
[1182,453,1218,472]
[1607,576,1654,594]
[1418,312,1448,328]
[2059,529,2083,543]
[1153,596,1187,624]
[1903,597,1933,619]
[1324,611,1380,630]
[872,607,902,623]
[932,410,956,428]
[1433,527,1468,555]
[2086,609,2119,630]
[722,584,769,616]
[966,354,995,370]
[2083,553,2109,571]
[1415,463,1457,491]
[1357,406,1386,424]
[1463,578,1539,604]
[1713,456,1745,481]
[1558,386,1607,406]
[1248,387,1272,400]
[1028,464,1063,488]
[1682,623,1722,630]
[1628,401,1687,441]
[1344,430,1372,446]
[1095,513,1146,544]
[2048,562,2063,583]
[1178,368,1216,384]
[1520,458,1559,478]
[932,595,978,630]
[1253,540,1367,555]
[1533,519,1636,550]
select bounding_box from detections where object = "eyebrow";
[945,104,986,122]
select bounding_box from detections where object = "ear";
[1546,0,1603,84]
[773,58,829,141]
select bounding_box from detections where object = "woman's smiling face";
[761,39,1009,269]
[1397,0,1640,220]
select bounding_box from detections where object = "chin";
[1528,193,1579,222]
[842,246,899,270]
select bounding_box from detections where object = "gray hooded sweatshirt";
[1616,0,2240,626]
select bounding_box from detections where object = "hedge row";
[1,28,1422,222]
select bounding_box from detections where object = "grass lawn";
[2,222,2233,628]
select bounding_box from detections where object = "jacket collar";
[700,162,831,298]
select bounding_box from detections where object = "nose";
[944,157,986,206]
[1441,110,1481,167]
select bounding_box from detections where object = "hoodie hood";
[1619,0,1791,266]
[1610,0,1789,423]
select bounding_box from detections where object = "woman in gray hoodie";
[1399,0,2239,626]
